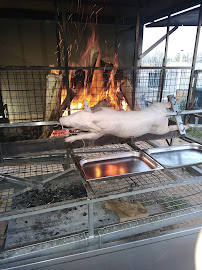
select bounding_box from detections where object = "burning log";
[71,70,85,91]
[92,99,108,109]
[89,48,99,67]
[45,74,62,119]
[119,72,140,111]
[42,74,63,138]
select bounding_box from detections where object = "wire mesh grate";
[88,170,175,195]
[134,141,153,149]
[0,164,64,179]
[0,189,14,213]
[135,182,202,212]
[73,142,201,196]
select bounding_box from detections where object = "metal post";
[191,71,199,107]
[132,3,140,110]
[186,5,202,112]
[158,15,170,102]
[115,16,119,55]
[61,0,70,114]
[88,202,94,238]
[54,0,61,66]
[66,150,70,168]
[0,144,3,163]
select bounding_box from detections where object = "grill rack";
[0,142,201,259]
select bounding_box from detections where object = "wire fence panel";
[0,70,49,122]
[0,66,200,142]
[136,69,191,109]
[195,71,202,110]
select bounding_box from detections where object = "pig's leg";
[65,132,102,142]
[168,125,178,131]
[163,97,184,110]
[168,123,189,132]
[163,102,171,109]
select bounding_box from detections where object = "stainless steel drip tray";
[144,143,202,169]
[77,151,163,181]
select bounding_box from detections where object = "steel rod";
[61,0,70,114]
[0,65,193,71]
[0,110,201,129]
[186,4,202,112]
[192,114,202,119]
[73,148,129,154]
[88,202,94,238]
[132,4,140,110]
[158,15,170,102]
[167,109,202,116]
[0,174,43,189]
[0,121,60,128]
[54,0,61,67]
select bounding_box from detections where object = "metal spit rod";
[0,110,201,128]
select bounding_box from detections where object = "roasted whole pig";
[60,101,181,142]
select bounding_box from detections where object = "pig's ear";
[83,99,92,113]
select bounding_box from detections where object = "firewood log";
[42,74,63,138]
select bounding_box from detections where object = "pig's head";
[59,108,94,130]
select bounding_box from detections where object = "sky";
[142,4,202,59]
[142,25,202,59]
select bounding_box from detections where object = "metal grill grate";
[73,142,199,196]
[0,164,64,179]
[88,169,194,196]
[134,182,202,212]
[0,189,13,213]
[134,141,153,149]
[73,143,133,157]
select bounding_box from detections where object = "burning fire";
[51,26,130,118]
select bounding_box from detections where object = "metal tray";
[144,143,202,169]
[77,151,163,181]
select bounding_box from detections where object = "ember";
[49,130,69,138]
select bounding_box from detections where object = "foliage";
[186,127,202,142]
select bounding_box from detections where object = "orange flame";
[50,25,130,119]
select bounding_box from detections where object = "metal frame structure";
[1,226,201,270]
[0,1,202,267]
[0,147,201,264]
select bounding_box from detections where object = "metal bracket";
[168,95,186,136]
[0,173,43,190]
[2,168,74,201]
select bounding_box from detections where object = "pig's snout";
[59,116,70,127]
